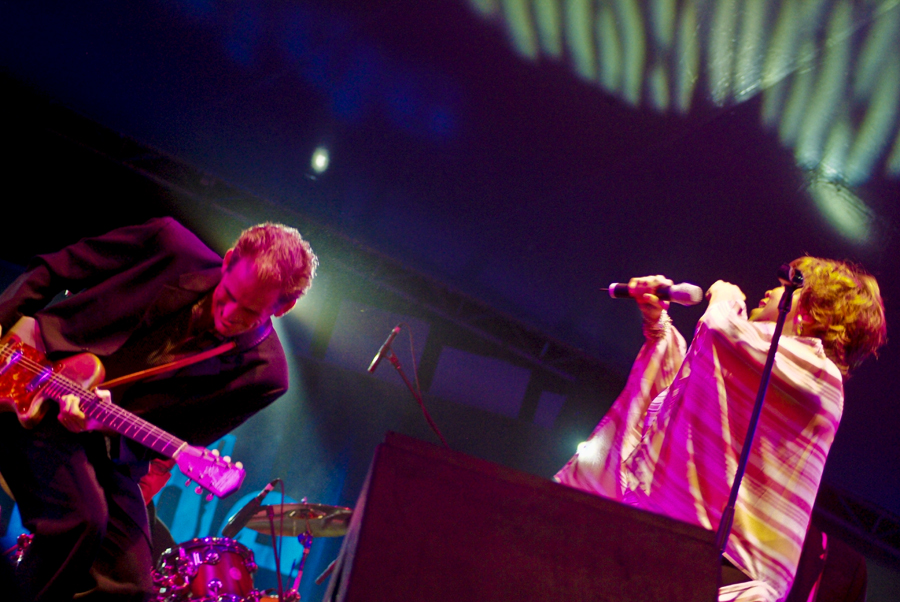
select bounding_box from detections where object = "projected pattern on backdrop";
[467,0,900,243]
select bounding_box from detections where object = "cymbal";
[244,503,352,538]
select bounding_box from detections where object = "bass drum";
[153,537,258,601]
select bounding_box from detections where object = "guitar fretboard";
[1,343,186,457]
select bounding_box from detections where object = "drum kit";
[152,502,352,602]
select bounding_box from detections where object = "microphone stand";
[386,350,449,447]
[715,266,804,558]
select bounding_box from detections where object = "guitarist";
[0,217,317,601]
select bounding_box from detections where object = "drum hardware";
[152,500,351,601]
[286,532,313,597]
[152,537,257,602]
[243,503,352,538]
[2,533,33,567]
[15,533,33,565]
[246,501,352,601]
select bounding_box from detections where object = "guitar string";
[0,343,183,453]
[1,343,240,494]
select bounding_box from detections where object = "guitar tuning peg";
[206,493,214,502]
[185,479,192,487]
[194,486,203,495]
[235,461,243,469]
[211,449,220,457]
[223,456,231,463]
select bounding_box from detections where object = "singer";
[556,258,886,602]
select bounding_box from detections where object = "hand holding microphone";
[606,276,704,323]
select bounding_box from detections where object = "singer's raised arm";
[555,274,686,500]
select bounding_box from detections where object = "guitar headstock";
[176,446,246,498]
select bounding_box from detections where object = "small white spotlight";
[311,147,330,173]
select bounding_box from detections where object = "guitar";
[0,318,246,498]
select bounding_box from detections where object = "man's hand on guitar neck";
[58,389,111,433]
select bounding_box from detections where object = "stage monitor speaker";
[324,432,718,602]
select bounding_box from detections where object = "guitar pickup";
[0,349,23,377]
[27,367,53,392]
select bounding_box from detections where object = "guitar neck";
[1,338,244,497]
[45,376,187,458]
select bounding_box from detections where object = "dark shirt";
[0,216,289,447]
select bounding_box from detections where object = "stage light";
[598,5,623,93]
[673,3,700,114]
[733,0,767,102]
[809,174,873,244]
[311,146,330,173]
[845,52,900,185]
[795,1,852,170]
[618,0,647,107]
[565,0,596,80]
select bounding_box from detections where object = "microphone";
[606,282,704,306]
[776,263,804,287]
[221,479,278,538]
[367,325,401,373]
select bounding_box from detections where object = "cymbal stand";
[288,530,313,597]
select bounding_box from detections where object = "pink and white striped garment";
[555,300,843,602]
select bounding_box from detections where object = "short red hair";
[231,222,318,303]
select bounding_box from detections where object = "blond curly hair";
[791,256,886,377]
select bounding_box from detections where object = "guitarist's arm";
[0,218,186,333]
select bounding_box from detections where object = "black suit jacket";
[0,217,289,447]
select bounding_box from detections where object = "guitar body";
[0,328,105,428]
[0,317,245,498]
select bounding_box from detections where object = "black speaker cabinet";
[324,432,718,601]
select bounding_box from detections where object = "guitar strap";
[98,340,237,390]
[98,315,274,391]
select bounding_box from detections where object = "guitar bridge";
[27,367,53,393]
